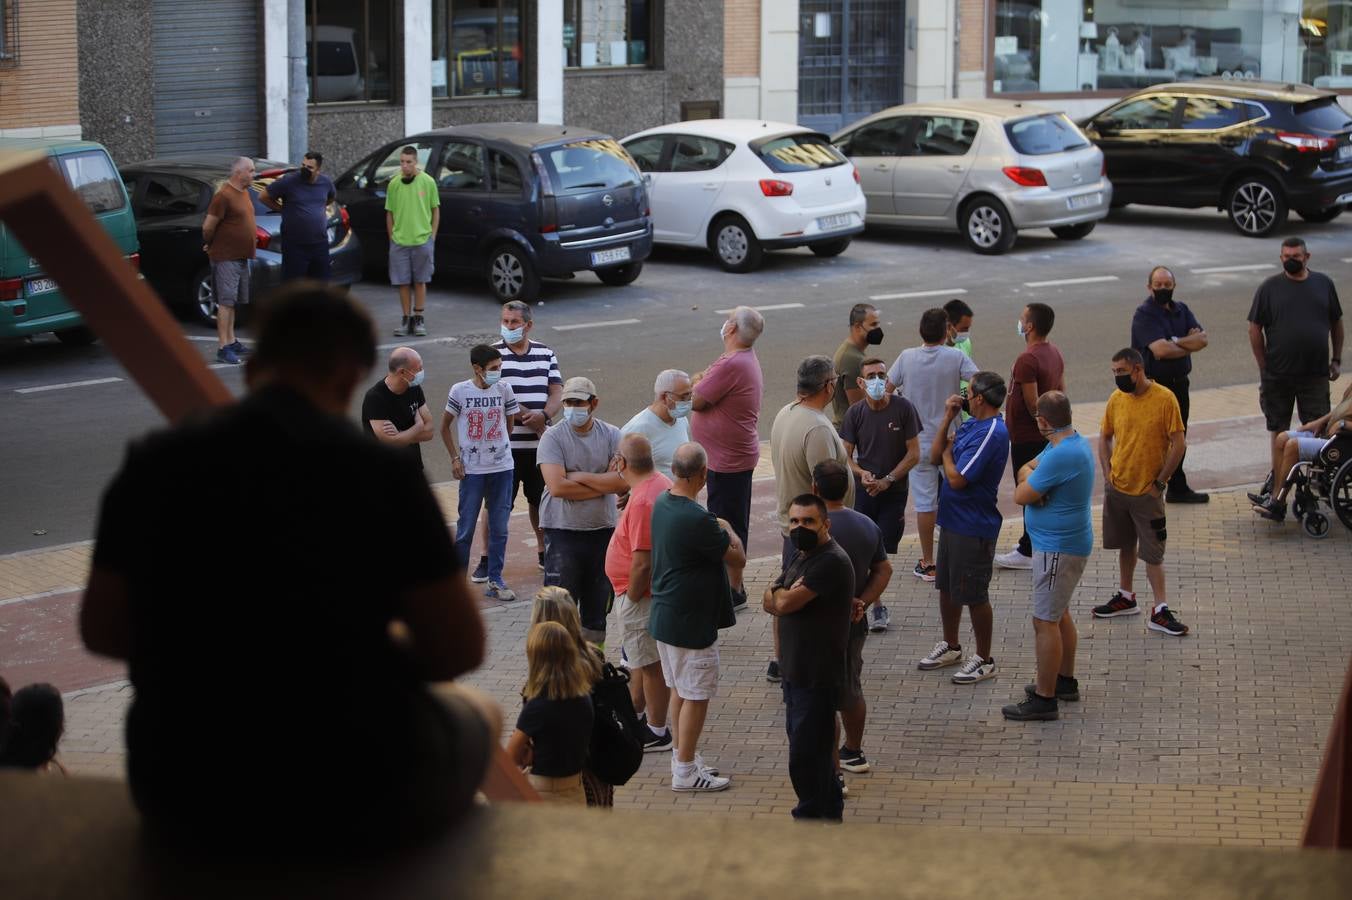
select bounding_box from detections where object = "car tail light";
[759,179,794,197]
[852,167,861,184]
[255,226,272,250]
[1002,166,1047,187]
[339,206,350,229]
[0,277,22,301]
[126,252,140,272]
[540,195,558,233]
[1277,132,1337,153]
[258,167,288,178]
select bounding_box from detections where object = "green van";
[0,138,140,345]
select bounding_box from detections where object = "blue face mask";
[564,406,591,428]
[408,368,425,388]
[1016,319,1026,337]
[501,324,525,344]
[864,378,887,401]
[483,369,501,386]
[672,399,693,418]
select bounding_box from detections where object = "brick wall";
[958,0,985,72]
[724,0,760,78]
[0,0,80,131]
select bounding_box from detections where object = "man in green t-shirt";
[385,146,441,338]
[831,303,883,428]
[649,442,745,793]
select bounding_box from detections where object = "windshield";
[539,139,641,192]
[752,132,847,172]
[1004,114,1090,156]
[55,150,126,214]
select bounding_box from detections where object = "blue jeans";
[782,679,843,821]
[455,471,513,583]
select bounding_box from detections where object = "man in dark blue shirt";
[1131,265,1209,503]
[260,151,337,281]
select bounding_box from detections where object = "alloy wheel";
[968,206,1003,249]
[1231,182,1277,235]
[491,251,524,298]
[196,276,217,324]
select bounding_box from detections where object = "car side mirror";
[1095,117,1119,135]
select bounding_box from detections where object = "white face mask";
[501,324,525,344]
[719,321,732,342]
[672,399,693,418]
[1016,319,1026,338]
[955,331,970,343]
[564,406,591,428]
[408,368,425,388]
[483,369,501,386]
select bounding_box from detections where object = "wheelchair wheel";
[1331,460,1352,532]
[1302,511,1331,539]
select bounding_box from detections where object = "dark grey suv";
[337,124,653,302]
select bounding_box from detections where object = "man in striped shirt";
[470,300,563,578]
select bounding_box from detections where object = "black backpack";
[587,661,644,786]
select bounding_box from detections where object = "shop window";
[1301,2,1352,89]
[433,0,525,98]
[0,0,17,66]
[307,0,394,103]
[565,0,655,68]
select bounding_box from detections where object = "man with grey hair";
[362,347,434,470]
[832,302,884,427]
[766,355,855,682]
[692,306,765,565]
[622,368,693,481]
[202,156,257,365]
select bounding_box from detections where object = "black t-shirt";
[774,540,855,688]
[839,395,922,491]
[1248,271,1343,378]
[516,694,594,778]
[362,379,428,469]
[92,384,459,837]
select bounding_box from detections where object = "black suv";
[1080,80,1352,236]
[336,124,652,302]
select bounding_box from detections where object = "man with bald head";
[363,346,434,470]
[202,156,258,365]
[605,432,673,750]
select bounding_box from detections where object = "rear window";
[1292,98,1352,133]
[56,150,126,214]
[1004,114,1089,156]
[752,132,847,172]
[539,139,641,193]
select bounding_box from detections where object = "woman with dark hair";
[0,680,67,774]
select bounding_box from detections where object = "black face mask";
[1151,288,1173,305]
[790,526,819,552]
[401,174,416,184]
[1283,258,1305,275]
[1115,373,1137,394]
[960,396,971,415]
[865,327,884,346]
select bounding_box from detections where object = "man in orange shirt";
[202,157,258,365]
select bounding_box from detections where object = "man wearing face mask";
[1247,237,1344,502]
[944,298,975,360]
[832,303,884,428]
[920,372,1008,683]
[259,151,337,282]
[537,377,627,646]
[363,347,434,470]
[1131,266,1209,504]
[839,357,922,633]
[622,369,693,481]
[763,494,854,821]
[1093,349,1189,637]
[386,146,440,338]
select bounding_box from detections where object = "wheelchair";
[1281,432,1352,539]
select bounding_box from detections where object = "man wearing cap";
[538,376,628,645]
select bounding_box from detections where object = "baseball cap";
[561,376,597,401]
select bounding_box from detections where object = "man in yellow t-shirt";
[1093,348,1190,637]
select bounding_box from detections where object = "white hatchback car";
[621,119,866,272]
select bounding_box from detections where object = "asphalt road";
[1,204,1349,553]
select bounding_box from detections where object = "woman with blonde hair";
[506,620,595,805]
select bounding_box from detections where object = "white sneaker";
[672,767,731,792]
[671,751,719,777]
[918,640,962,670]
[995,549,1032,570]
[951,654,997,684]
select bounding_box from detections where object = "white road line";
[1190,264,1273,274]
[15,377,123,394]
[552,318,641,332]
[868,288,967,301]
[375,336,459,351]
[714,303,806,314]
[1023,275,1119,288]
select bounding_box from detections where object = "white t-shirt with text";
[445,380,520,475]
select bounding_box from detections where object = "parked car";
[335,124,652,302]
[1079,79,1352,237]
[0,138,140,345]
[620,119,866,272]
[832,100,1111,254]
[120,157,362,325]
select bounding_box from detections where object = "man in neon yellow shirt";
[386,146,441,337]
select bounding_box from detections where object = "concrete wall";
[1,0,82,138]
[758,1,797,123]
[75,0,153,164]
[904,0,955,103]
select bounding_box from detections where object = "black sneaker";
[1148,607,1189,637]
[838,746,870,773]
[537,552,545,572]
[470,556,489,584]
[1002,693,1059,721]
[226,340,251,356]
[1025,675,1080,702]
[640,724,673,753]
[1092,592,1139,618]
[1248,471,1275,506]
[1167,489,1209,504]
[1253,497,1286,522]
[730,588,748,612]
[766,660,782,683]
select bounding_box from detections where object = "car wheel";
[1296,205,1344,223]
[709,215,763,273]
[54,326,97,346]
[486,243,540,303]
[1226,175,1287,237]
[1050,222,1096,240]
[809,237,852,257]
[595,261,643,287]
[192,267,218,326]
[960,196,1017,255]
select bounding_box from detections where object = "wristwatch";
[883,474,896,484]
[1152,479,1167,492]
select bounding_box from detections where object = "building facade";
[0,0,82,139]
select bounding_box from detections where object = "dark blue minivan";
[337,123,652,302]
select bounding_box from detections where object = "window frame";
[307,0,397,106]
[564,0,659,70]
[437,0,527,100]
[0,0,17,66]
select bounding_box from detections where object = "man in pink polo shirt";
[691,305,765,609]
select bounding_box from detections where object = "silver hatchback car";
[832,99,1112,254]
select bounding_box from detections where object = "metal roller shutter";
[151,0,260,156]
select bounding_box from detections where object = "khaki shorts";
[1031,551,1087,622]
[656,640,719,701]
[1102,485,1167,566]
[616,592,659,669]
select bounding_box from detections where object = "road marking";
[1191,264,1273,274]
[1022,275,1119,288]
[714,303,805,314]
[15,377,123,394]
[552,318,641,332]
[868,288,966,301]
[375,336,459,351]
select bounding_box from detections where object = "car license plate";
[1338,144,1352,161]
[817,213,853,231]
[25,277,58,297]
[1066,192,1101,211]
[591,246,631,266]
